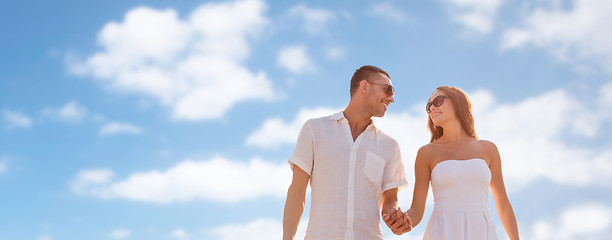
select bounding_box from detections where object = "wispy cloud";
[42,101,88,123]
[277,45,316,74]
[37,235,52,240]
[526,203,612,239]
[0,160,6,175]
[70,157,290,203]
[248,88,612,195]
[205,218,307,240]
[2,110,32,129]
[369,1,407,22]
[110,228,131,239]
[325,46,345,60]
[99,122,143,136]
[501,0,612,75]
[68,0,277,121]
[468,89,612,190]
[600,83,612,108]
[288,3,336,34]
[170,228,190,240]
[440,0,504,34]
[246,107,338,148]
[71,169,115,195]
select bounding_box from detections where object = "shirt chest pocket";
[364,151,385,183]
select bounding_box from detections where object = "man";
[283,65,412,240]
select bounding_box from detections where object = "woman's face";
[427,90,454,126]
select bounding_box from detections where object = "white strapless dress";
[422,159,498,240]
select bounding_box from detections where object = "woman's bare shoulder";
[475,139,498,150]
[475,139,501,163]
[416,143,441,161]
[418,143,438,154]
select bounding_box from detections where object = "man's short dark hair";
[350,65,390,97]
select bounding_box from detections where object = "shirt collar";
[330,111,345,121]
[331,111,378,130]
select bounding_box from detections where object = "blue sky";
[1,0,611,239]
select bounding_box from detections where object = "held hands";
[382,207,413,235]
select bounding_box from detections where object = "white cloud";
[369,1,407,22]
[501,0,612,75]
[38,234,52,240]
[288,3,336,34]
[245,105,431,212]
[69,0,277,121]
[241,88,612,239]
[391,88,612,191]
[277,45,316,74]
[326,47,345,59]
[561,204,611,235]
[374,110,432,160]
[200,197,417,239]
[469,89,612,190]
[42,101,88,123]
[99,122,143,136]
[0,160,6,175]
[110,228,131,239]
[246,107,338,148]
[170,228,190,239]
[370,110,436,210]
[0,156,8,176]
[600,82,612,110]
[70,157,290,203]
[71,169,115,195]
[205,218,306,240]
[2,110,32,129]
[245,104,430,157]
[78,86,611,206]
[440,0,504,34]
[526,203,612,240]
[247,87,612,194]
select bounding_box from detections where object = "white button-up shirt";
[290,112,408,240]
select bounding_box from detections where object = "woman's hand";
[383,207,413,235]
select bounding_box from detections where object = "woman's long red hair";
[428,86,477,143]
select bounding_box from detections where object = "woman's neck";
[437,119,471,143]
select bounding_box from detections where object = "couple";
[282,65,520,240]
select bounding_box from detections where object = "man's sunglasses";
[367,81,395,96]
[426,95,447,113]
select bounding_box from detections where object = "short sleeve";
[288,120,314,176]
[382,141,408,191]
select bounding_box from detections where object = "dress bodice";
[430,159,491,210]
[423,158,498,240]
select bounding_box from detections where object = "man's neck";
[343,106,372,141]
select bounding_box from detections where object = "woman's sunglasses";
[368,81,395,96]
[426,95,447,113]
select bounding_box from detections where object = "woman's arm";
[486,141,520,240]
[405,146,432,227]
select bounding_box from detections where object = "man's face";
[364,73,394,118]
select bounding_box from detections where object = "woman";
[405,86,519,239]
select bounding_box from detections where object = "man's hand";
[382,207,413,235]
